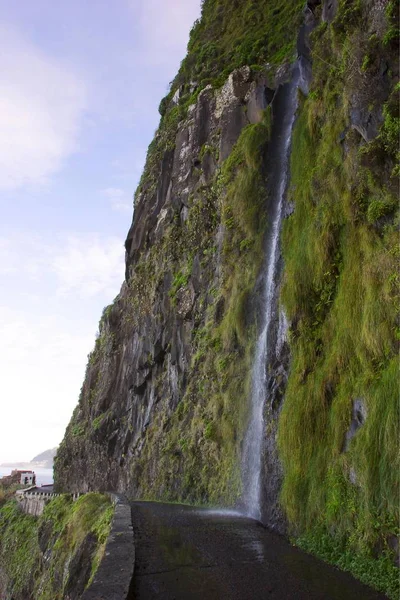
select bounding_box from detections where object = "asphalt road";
[129,502,386,600]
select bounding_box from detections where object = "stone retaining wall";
[15,490,82,516]
[82,494,135,600]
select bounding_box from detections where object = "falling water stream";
[242,63,301,521]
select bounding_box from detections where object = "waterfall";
[241,64,300,521]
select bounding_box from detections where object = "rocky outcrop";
[55,62,285,506]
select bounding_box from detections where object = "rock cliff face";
[56,63,280,504]
[55,0,399,595]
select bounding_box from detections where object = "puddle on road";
[157,523,202,567]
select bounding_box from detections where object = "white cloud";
[0,25,87,190]
[0,306,94,463]
[0,232,125,299]
[102,187,133,213]
[52,235,125,298]
[0,231,125,463]
[131,0,201,68]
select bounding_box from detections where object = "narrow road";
[130,502,385,599]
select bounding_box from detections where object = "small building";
[13,470,36,485]
[4,470,36,486]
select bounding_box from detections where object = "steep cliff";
[56,0,306,507]
[55,0,399,596]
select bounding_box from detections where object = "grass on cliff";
[138,0,304,219]
[0,501,39,598]
[278,4,399,598]
[164,0,304,108]
[128,109,272,507]
[0,493,113,600]
[113,0,304,505]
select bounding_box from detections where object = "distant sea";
[0,466,53,486]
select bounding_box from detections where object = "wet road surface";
[129,502,386,600]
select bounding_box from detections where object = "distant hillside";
[31,447,57,468]
[1,447,57,470]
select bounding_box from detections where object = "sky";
[0,0,201,463]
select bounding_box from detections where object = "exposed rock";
[322,0,338,22]
[55,63,280,501]
[350,105,383,142]
[64,533,98,600]
[344,398,368,451]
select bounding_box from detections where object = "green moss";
[92,412,108,431]
[127,108,272,507]
[171,0,304,100]
[367,197,397,223]
[278,1,399,593]
[296,527,399,600]
[0,494,113,600]
[169,267,191,302]
[72,423,85,437]
[0,501,40,598]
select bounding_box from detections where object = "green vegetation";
[278,2,399,597]
[0,493,113,600]
[296,527,399,600]
[166,0,304,105]
[169,267,191,303]
[0,501,39,599]
[127,109,272,506]
[56,0,398,595]
[92,411,109,431]
[0,481,24,505]
[136,0,304,224]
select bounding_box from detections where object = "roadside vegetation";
[279,2,399,597]
[0,493,113,600]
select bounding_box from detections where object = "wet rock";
[245,80,272,124]
[322,0,338,22]
[219,101,247,161]
[64,533,98,600]
[350,105,383,142]
[349,467,358,485]
[344,398,368,450]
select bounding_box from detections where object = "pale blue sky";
[0,0,201,462]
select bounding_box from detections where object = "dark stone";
[350,106,383,142]
[125,147,175,275]
[265,87,275,104]
[246,80,271,124]
[191,253,202,293]
[307,0,322,12]
[38,520,54,555]
[343,398,368,451]
[219,101,247,161]
[231,67,252,100]
[214,296,225,324]
[322,0,338,22]
[64,533,98,600]
[201,150,216,184]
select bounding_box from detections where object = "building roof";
[14,470,35,474]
